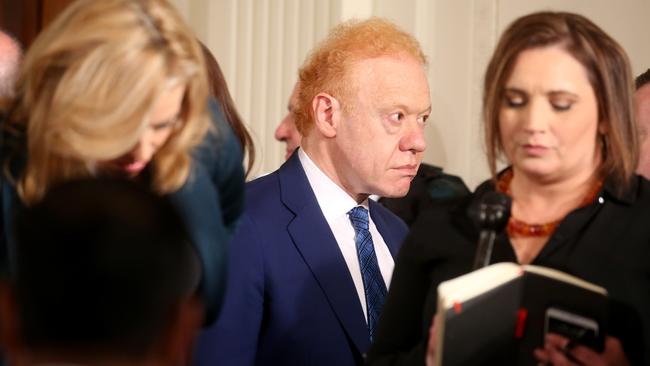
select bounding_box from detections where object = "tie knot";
[348,206,369,231]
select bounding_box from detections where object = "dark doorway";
[0,0,74,48]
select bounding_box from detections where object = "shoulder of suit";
[245,171,280,198]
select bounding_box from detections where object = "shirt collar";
[601,174,638,205]
[298,148,369,220]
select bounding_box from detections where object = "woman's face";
[97,84,186,178]
[499,46,601,183]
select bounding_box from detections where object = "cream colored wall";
[171,0,650,188]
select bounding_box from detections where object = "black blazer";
[368,175,650,365]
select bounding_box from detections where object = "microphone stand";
[472,192,511,270]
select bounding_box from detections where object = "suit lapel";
[279,152,371,354]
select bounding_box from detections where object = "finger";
[534,347,551,364]
[545,340,580,366]
[547,349,581,366]
[545,333,571,350]
[571,336,629,366]
[606,337,630,366]
[566,344,600,365]
[428,316,437,346]
[425,317,437,366]
[544,333,574,357]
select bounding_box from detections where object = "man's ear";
[312,93,341,138]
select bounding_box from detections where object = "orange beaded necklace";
[496,169,603,237]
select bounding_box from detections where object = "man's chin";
[377,186,410,199]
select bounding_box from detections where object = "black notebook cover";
[435,263,608,366]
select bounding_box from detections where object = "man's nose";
[399,120,426,153]
[275,116,290,141]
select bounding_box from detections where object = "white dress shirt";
[298,149,395,322]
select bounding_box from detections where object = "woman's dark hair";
[200,42,255,177]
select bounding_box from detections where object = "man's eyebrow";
[385,103,431,114]
[419,105,432,115]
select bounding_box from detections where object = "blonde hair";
[7,0,210,205]
[483,11,637,190]
[295,17,426,135]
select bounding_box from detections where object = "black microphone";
[472,191,511,270]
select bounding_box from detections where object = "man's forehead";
[375,97,431,114]
[349,53,422,71]
[637,84,650,103]
[637,84,650,136]
[348,57,425,89]
[348,55,429,104]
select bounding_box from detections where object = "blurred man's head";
[636,69,650,179]
[0,179,203,366]
[296,18,430,202]
[275,82,302,160]
[0,30,21,99]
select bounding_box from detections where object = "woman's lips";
[125,161,146,173]
[116,160,147,175]
[522,143,548,155]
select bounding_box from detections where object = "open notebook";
[434,262,608,366]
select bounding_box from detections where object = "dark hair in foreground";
[483,11,637,190]
[12,178,200,357]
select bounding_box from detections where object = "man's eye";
[389,112,404,122]
[417,114,429,125]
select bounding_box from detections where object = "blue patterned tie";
[348,206,387,342]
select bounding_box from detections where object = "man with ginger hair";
[195,18,430,365]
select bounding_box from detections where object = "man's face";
[332,54,430,200]
[0,32,21,98]
[275,83,302,160]
[636,84,650,179]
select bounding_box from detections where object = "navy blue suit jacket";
[194,151,408,365]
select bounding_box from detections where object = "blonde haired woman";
[0,0,244,324]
